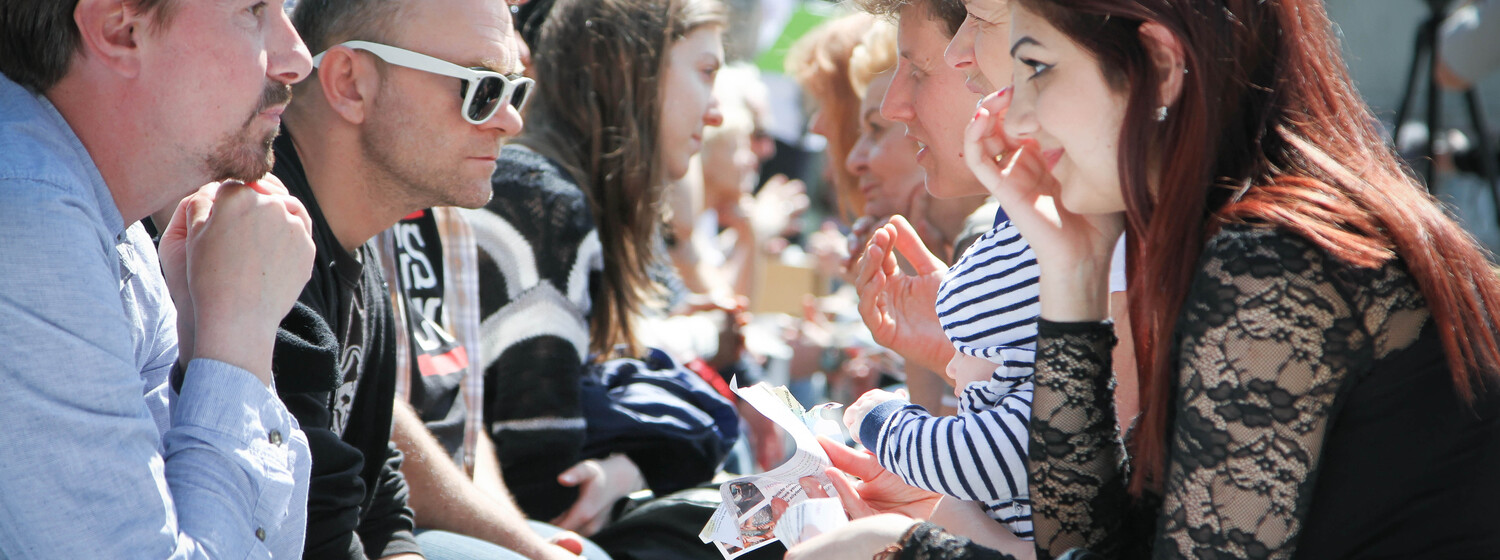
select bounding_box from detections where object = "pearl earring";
[1155,106,1169,122]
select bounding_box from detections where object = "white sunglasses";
[312,40,534,125]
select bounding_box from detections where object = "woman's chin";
[1058,183,1125,216]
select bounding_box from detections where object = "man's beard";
[207,82,293,182]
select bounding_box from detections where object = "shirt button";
[255,527,266,541]
[269,430,283,445]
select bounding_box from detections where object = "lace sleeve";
[1153,227,1375,558]
[896,522,1019,560]
[1026,226,1396,560]
[1027,319,1131,559]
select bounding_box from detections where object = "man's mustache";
[259,82,293,113]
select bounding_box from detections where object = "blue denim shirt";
[0,75,311,558]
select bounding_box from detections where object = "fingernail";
[998,86,1012,97]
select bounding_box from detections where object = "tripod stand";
[1392,0,1500,216]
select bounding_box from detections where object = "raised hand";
[169,175,315,383]
[158,190,196,363]
[750,174,811,240]
[854,215,955,373]
[543,530,587,559]
[964,90,1123,322]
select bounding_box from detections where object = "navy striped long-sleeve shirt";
[859,219,1040,539]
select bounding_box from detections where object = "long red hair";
[1015,0,1500,495]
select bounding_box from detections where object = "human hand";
[965,89,1123,321]
[806,220,851,281]
[158,189,197,364]
[718,195,753,232]
[783,513,919,560]
[842,388,908,444]
[552,454,645,536]
[751,174,810,240]
[543,530,586,559]
[811,436,943,519]
[854,216,955,373]
[178,176,314,383]
[709,306,750,373]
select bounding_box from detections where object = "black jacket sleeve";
[274,302,372,559]
[356,442,419,558]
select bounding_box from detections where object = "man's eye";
[249,2,267,17]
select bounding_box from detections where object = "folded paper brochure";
[698,382,851,558]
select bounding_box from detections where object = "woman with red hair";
[963,0,1500,557]
[787,0,1500,558]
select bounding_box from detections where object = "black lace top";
[901,225,1500,559]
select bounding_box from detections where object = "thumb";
[557,461,598,487]
[886,215,946,275]
[548,531,587,555]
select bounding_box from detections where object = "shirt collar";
[0,75,126,238]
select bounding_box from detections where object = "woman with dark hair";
[466,0,728,536]
[788,0,1500,558]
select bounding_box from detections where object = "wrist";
[192,319,276,385]
[175,316,196,368]
[857,399,907,449]
[604,453,646,494]
[1037,258,1111,322]
[873,518,927,560]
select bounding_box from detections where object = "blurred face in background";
[659,25,727,181]
[846,73,925,218]
[881,2,986,199]
[700,125,759,208]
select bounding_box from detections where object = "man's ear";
[1138,21,1187,110]
[73,0,145,78]
[313,47,377,125]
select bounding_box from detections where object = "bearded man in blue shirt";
[0,0,318,557]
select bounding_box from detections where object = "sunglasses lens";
[467,76,504,122]
[509,80,532,110]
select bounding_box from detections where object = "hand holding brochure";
[698,382,850,558]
